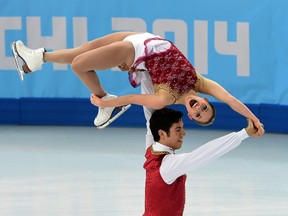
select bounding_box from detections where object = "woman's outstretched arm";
[90,92,175,110]
[198,75,265,137]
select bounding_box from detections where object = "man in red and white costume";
[142,107,257,216]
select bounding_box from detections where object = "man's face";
[161,120,186,150]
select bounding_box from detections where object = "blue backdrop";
[1,0,287,132]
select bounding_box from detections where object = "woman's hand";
[252,118,265,137]
[90,94,103,107]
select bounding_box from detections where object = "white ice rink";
[0,126,287,216]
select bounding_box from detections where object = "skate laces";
[19,42,34,55]
[98,107,105,115]
[97,106,113,118]
[19,42,43,56]
[95,94,117,121]
[35,48,45,55]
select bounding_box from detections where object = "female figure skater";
[11,31,264,136]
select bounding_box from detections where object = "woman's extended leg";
[43,32,137,96]
[13,31,138,128]
[43,31,137,65]
[71,40,135,96]
[71,39,136,128]
[14,31,137,96]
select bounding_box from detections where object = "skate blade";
[96,104,132,129]
[11,42,25,81]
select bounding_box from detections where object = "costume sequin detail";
[144,39,198,100]
[143,146,186,215]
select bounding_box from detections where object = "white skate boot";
[11,40,45,81]
[94,94,131,129]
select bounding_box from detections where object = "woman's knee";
[71,55,85,75]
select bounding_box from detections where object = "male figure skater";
[143,108,259,215]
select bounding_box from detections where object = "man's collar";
[152,142,174,154]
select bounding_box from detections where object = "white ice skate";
[96,104,131,129]
[11,40,45,81]
[94,94,131,129]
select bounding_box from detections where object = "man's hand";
[245,119,257,136]
[251,118,265,137]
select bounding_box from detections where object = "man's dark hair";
[149,108,183,142]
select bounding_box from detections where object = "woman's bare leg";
[43,31,138,64]
[71,40,135,96]
[13,32,139,127]
[43,31,138,97]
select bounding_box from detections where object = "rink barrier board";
[0,98,286,133]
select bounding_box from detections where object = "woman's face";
[186,96,214,124]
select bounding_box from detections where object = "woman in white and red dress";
[13,32,264,136]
